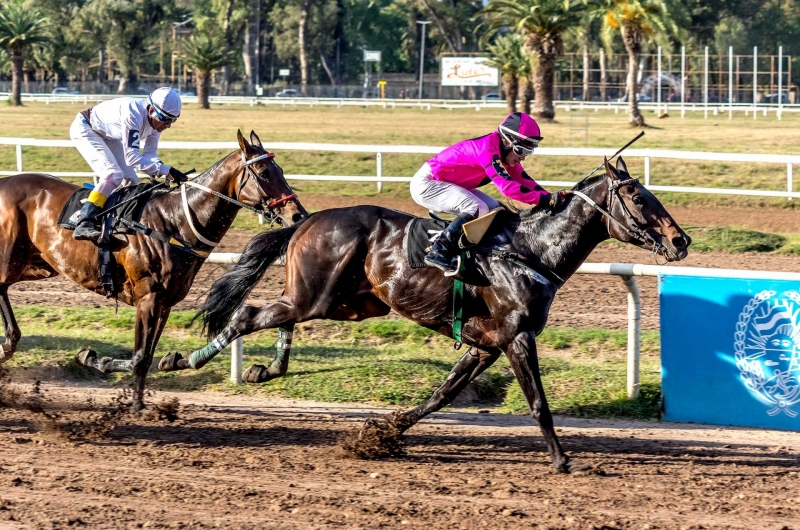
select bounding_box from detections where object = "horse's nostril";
[672,235,687,248]
[292,213,304,224]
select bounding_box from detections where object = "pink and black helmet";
[498,112,542,156]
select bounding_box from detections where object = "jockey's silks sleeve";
[426,131,548,206]
[486,156,549,205]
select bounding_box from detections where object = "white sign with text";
[440,57,499,87]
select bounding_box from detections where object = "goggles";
[512,141,537,157]
[148,97,179,124]
[498,125,540,157]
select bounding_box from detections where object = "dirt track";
[2,387,799,529]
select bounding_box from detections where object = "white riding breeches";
[410,163,500,218]
[70,114,139,197]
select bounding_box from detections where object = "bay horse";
[0,130,307,411]
[166,156,689,472]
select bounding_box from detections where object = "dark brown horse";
[165,156,689,472]
[0,130,307,411]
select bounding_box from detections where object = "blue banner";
[660,274,800,431]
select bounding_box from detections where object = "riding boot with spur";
[424,214,472,274]
[73,201,103,242]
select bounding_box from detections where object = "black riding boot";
[424,214,473,274]
[73,201,103,242]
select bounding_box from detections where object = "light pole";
[417,20,430,100]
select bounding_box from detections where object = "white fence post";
[621,275,641,400]
[15,143,22,172]
[680,46,685,118]
[231,337,243,384]
[376,152,383,193]
[753,46,758,120]
[778,46,783,120]
[789,163,794,201]
[704,47,709,120]
[729,46,733,120]
[644,156,651,187]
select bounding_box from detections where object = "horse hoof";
[242,364,269,383]
[75,348,98,367]
[159,352,185,372]
[565,462,602,476]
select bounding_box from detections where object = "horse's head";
[597,156,690,262]
[235,129,308,226]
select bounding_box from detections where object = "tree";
[182,32,232,108]
[0,0,50,106]
[595,0,687,126]
[480,0,585,121]
[482,33,529,113]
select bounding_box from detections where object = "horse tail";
[197,224,300,338]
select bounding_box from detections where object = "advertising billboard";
[440,57,499,87]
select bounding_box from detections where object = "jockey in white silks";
[69,86,189,242]
[410,111,571,274]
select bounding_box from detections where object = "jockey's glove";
[537,190,571,211]
[167,166,190,183]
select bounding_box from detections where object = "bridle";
[572,173,666,262]
[179,151,298,248]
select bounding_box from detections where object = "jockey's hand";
[167,166,189,183]
[537,190,570,211]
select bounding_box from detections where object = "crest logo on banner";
[735,290,800,417]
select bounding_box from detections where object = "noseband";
[572,175,665,260]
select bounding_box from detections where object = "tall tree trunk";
[197,70,210,109]
[320,54,336,86]
[502,73,518,113]
[582,44,590,102]
[622,27,644,127]
[531,51,556,121]
[519,74,533,114]
[298,0,311,96]
[599,48,607,102]
[97,48,105,88]
[10,48,23,106]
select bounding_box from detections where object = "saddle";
[58,182,157,236]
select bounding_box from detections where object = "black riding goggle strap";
[149,96,179,124]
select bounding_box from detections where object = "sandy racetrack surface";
[1,387,799,529]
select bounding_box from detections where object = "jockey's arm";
[486,154,549,206]
[122,116,170,177]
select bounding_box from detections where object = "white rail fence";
[5,92,800,117]
[0,137,798,199]
[205,255,800,399]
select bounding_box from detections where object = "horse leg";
[128,294,171,412]
[159,300,299,384]
[0,285,21,362]
[505,331,582,474]
[388,347,501,433]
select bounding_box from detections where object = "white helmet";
[148,87,181,123]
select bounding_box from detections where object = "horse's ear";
[616,156,629,176]
[249,130,263,149]
[603,156,616,177]
[237,129,250,153]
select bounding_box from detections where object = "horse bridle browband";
[572,174,664,259]
[179,151,298,248]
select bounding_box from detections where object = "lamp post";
[417,20,430,100]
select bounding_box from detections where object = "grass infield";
[5,305,662,420]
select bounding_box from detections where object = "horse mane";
[517,173,606,222]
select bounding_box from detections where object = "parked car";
[480,92,503,101]
[276,89,300,98]
[763,92,789,104]
[51,87,80,96]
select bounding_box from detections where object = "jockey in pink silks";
[410,112,570,273]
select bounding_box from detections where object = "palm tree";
[480,0,585,121]
[482,33,527,113]
[0,0,50,106]
[594,0,686,126]
[182,33,232,109]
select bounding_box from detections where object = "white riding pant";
[70,114,139,197]
[410,163,500,218]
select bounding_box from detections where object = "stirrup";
[443,255,462,277]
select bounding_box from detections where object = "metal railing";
[0,137,797,199]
